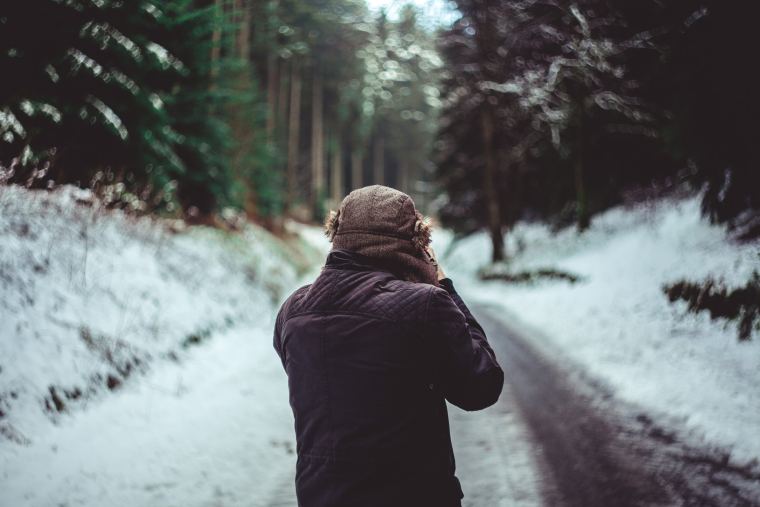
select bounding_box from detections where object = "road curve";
[471,302,760,507]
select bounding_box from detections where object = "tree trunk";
[228,0,256,214]
[266,55,277,141]
[310,71,324,214]
[399,158,409,194]
[236,0,250,59]
[277,58,289,158]
[575,101,589,231]
[472,2,505,261]
[372,135,384,185]
[351,148,363,189]
[481,107,505,262]
[331,133,343,205]
[209,0,222,83]
[286,59,302,210]
[265,1,278,141]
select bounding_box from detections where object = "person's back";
[274,185,504,507]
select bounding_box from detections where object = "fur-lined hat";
[324,185,438,285]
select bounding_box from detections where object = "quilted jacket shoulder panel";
[283,267,432,323]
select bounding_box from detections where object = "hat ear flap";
[324,209,340,241]
[412,212,432,252]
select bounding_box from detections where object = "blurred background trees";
[1,0,440,225]
[436,0,759,260]
[1,0,757,251]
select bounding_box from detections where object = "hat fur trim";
[412,212,432,252]
[324,209,340,241]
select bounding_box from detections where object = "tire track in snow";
[449,372,545,507]
[472,303,760,507]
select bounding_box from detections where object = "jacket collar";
[324,248,396,274]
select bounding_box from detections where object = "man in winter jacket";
[273,185,504,507]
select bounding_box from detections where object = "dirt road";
[262,302,760,507]
[470,303,760,507]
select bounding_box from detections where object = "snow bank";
[438,196,760,463]
[0,185,322,506]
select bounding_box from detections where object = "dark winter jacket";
[273,248,504,507]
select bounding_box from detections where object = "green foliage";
[159,0,235,214]
[1,0,446,220]
[227,70,282,218]
[0,0,271,216]
[2,1,179,205]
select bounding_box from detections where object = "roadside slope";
[0,185,321,506]
[438,196,760,465]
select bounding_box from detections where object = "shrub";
[663,272,760,341]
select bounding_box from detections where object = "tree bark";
[481,107,505,262]
[473,3,505,262]
[266,62,279,141]
[351,148,363,189]
[372,135,384,185]
[277,58,289,155]
[330,133,343,205]
[286,59,302,210]
[235,0,251,59]
[265,1,278,141]
[266,57,277,141]
[228,0,256,213]
[310,71,324,214]
[209,0,222,83]
[575,100,589,231]
[399,158,409,194]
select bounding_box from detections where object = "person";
[273,185,504,507]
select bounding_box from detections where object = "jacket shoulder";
[276,283,311,323]
[426,285,460,318]
[321,270,434,322]
[372,278,436,321]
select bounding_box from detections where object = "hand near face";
[425,246,446,281]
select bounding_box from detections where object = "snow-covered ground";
[4,184,757,506]
[0,186,544,507]
[0,185,322,506]
[437,195,760,465]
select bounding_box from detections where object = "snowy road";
[448,366,543,507]
[237,298,760,507]
[4,188,758,506]
[472,303,760,507]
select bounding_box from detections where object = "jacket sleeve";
[273,284,311,370]
[273,301,288,369]
[425,278,504,411]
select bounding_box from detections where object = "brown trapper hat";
[324,185,438,285]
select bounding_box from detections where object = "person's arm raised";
[425,280,504,411]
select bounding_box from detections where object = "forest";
[1,0,758,255]
[2,2,760,505]
[1,0,442,226]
